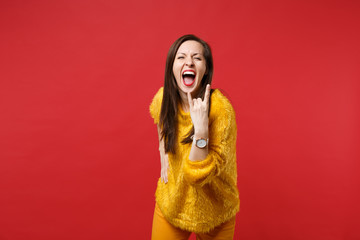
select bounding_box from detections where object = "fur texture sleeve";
[149,87,163,125]
[182,91,237,187]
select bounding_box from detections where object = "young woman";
[150,34,240,240]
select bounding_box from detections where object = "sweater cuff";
[183,153,216,187]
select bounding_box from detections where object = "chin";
[185,84,200,94]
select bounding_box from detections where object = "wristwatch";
[191,135,209,149]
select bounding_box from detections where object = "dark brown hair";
[159,34,214,154]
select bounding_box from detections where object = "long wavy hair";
[159,34,214,154]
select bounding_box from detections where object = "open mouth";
[182,70,196,86]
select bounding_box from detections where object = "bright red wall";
[0,0,359,239]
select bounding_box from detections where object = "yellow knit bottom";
[151,203,236,240]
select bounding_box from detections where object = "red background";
[0,0,359,239]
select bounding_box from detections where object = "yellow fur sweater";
[149,87,240,233]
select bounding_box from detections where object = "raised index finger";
[204,84,211,104]
[187,91,193,110]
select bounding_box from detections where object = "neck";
[179,92,190,112]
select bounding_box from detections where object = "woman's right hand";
[159,146,169,184]
[157,124,169,184]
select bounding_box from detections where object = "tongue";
[184,76,195,85]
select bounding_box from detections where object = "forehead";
[177,40,204,54]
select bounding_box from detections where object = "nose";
[185,56,194,66]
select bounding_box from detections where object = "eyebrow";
[177,52,203,56]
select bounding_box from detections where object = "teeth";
[183,71,195,76]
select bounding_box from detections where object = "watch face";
[196,139,207,148]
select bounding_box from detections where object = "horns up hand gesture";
[187,84,211,135]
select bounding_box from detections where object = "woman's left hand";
[187,84,211,134]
